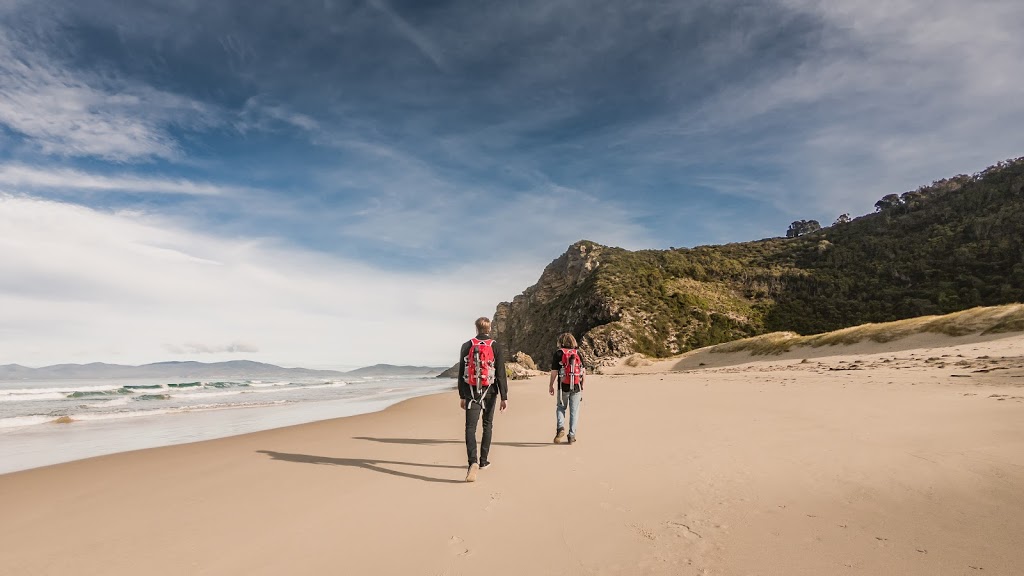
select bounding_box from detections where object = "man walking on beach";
[459,317,508,482]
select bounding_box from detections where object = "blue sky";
[1,0,1023,367]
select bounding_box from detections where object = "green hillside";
[494,158,1024,368]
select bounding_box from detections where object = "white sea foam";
[190,390,246,398]
[249,382,347,394]
[295,382,348,390]
[67,400,293,423]
[70,408,176,421]
[0,415,54,429]
[86,396,132,408]
[179,400,290,411]
[0,384,124,396]
[247,381,289,388]
[0,392,67,402]
[0,388,57,396]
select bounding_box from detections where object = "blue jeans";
[556,389,582,436]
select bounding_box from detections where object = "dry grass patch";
[711,332,801,355]
[623,353,653,367]
[711,304,1024,355]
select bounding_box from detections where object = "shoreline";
[0,378,455,475]
[2,334,1022,575]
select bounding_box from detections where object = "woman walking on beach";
[458,317,508,482]
[549,332,584,444]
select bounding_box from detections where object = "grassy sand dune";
[619,304,1024,372]
[715,304,1024,353]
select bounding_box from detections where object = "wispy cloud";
[667,0,1024,215]
[0,194,536,366]
[238,96,320,133]
[0,30,218,161]
[307,139,655,258]
[0,164,246,196]
[164,341,259,355]
[0,23,319,163]
[366,0,447,71]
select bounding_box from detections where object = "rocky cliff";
[492,240,768,369]
[492,241,620,369]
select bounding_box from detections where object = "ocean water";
[0,376,455,474]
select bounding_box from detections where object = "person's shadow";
[256,450,466,484]
[353,437,551,448]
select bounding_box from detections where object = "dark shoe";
[466,463,479,482]
[567,434,576,444]
[479,461,491,470]
[554,427,566,444]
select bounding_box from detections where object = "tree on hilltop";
[833,213,851,226]
[874,194,902,211]
[786,219,821,238]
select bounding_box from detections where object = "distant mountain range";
[343,364,446,377]
[0,360,447,381]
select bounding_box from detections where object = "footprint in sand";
[484,492,501,512]
[448,536,471,557]
[666,521,703,540]
[630,523,658,540]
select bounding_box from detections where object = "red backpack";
[464,338,496,390]
[559,348,584,389]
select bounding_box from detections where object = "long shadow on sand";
[353,436,551,448]
[256,450,465,484]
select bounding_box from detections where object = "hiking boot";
[554,427,566,444]
[479,461,491,470]
[466,463,479,482]
[567,434,576,445]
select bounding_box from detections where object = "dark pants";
[465,388,498,466]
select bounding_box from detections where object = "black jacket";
[457,333,508,401]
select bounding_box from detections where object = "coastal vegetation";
[711,303,1024,356]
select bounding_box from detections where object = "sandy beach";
[2,333,1023,576]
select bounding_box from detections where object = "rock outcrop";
[436,363,459,379]
[492,241,764,368]
[505,362,544,380]
[512,352,537,371]
[492,241,622,369]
